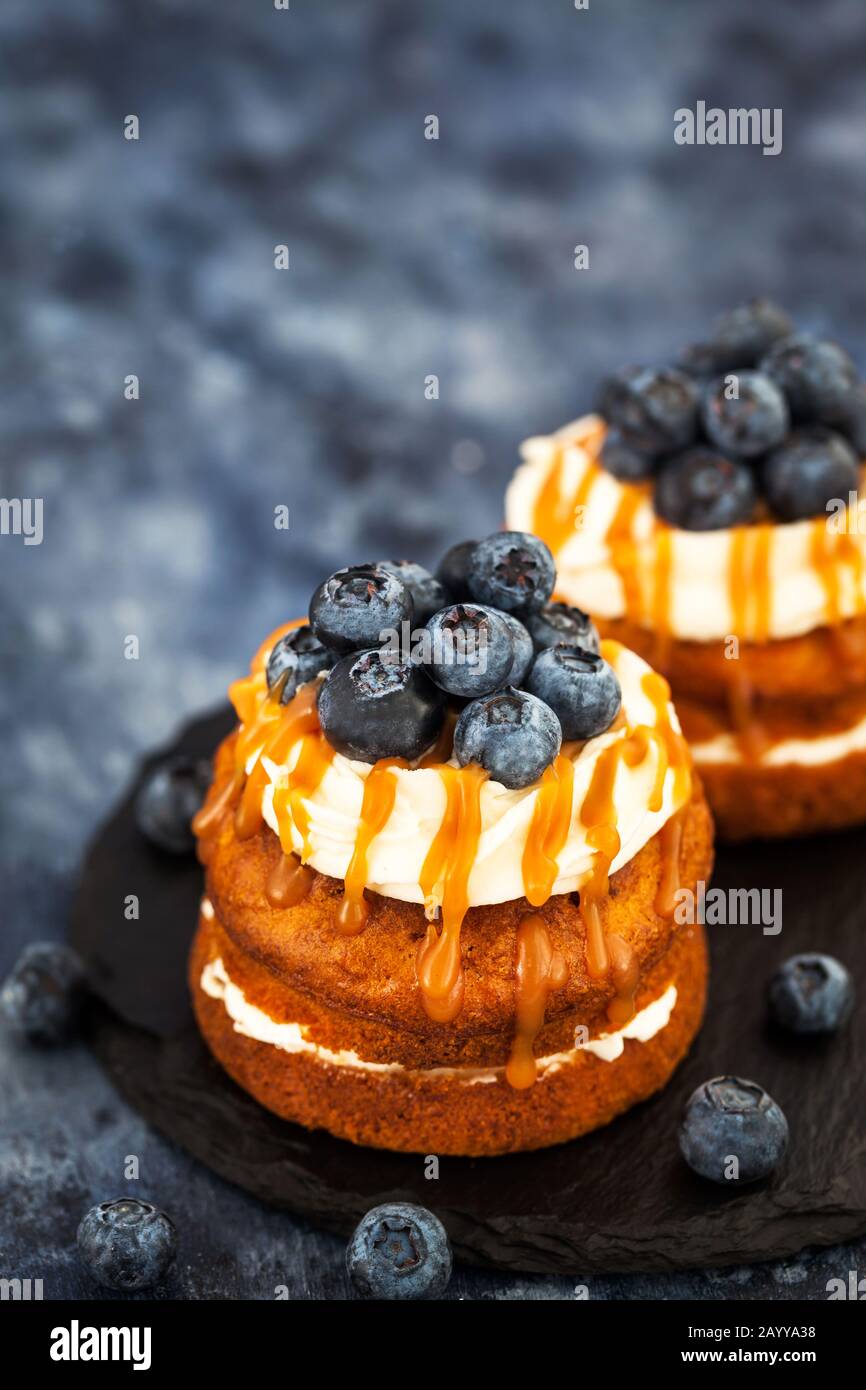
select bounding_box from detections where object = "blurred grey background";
[2,0,866,1298]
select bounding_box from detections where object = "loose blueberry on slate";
[346,1203,452,1300]
[679,1076,789,1184]
[760,334,859,423]
[833,381,866,455]
[0,943,86,1044]
[768,953,854,1034]
[680,298,793,375]
[77,1198,176,1292]
[266,624,337,703]
[654,449,758,530]
[135,755,212,853]
[434,538,477,599]
[317,648,444,762]
[466,530,555,616]
[762,427,859,523]
[423,603,515,697]
[454,687,562,789]
[597,366,698,455]
[309,563,413,654]
[496,610,534,687]
[701,370,789,459]
[599,426,657,481]
[527,644,621,741]
[526,601,600,655]
[377,559,447,625]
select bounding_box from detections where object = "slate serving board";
[70,706,866,1275]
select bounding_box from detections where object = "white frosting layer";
[199,952,677,1078]
[692,706,866,768]
[255,643,685,909]
[506,414,866,644]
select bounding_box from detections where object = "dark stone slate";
[71,708,866,1276]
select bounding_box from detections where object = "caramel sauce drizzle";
[505,915,568,1090]
[416,764,487,1023]
[337,758,406,935]
[606,484,648,622]
[522,754,576,907]
[531,423,605,557]
[265,853,314,909]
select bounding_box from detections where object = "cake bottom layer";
[190,910,708,1157]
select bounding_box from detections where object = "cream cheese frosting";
[199,949,677,1078]
[506,413,866,644]
[253,641,687,910]
[691,706,866,768]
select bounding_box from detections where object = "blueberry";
[266,624,337,703]
[135,755,212,853]
[0,943,86,1044]
[599,426,657,481]
[526,644,621,740]
[762,428,859,523]
[466,531,555,616]
[681,298,793,374]
[597,366,698,455]
[496,610,534,686]
[768,953,854,1034]
[77,1198,176,1292]
[434,539,477,600]
[346,1203,452,1300]
[377,559,447,625]
[317,648,444,762]
[454,687,562,789]
[761,334,859,423]
[526,601,600,654]
[423,603,515,697]
[655,449,758,531]
[830,382,866,456]
[679,1076,789,1184]
[309,563,413,654]
[701,371,789,459]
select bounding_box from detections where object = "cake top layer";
[508,414,866,644]
[238,634,690,914]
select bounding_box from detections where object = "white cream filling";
[692,706,866,768]
[199,952,677,1079]
[506,414,866,644]
[255,642,686,910]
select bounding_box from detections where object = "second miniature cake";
[191,539,713,1155]
[507,301,866,840]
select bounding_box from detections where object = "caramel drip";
[265,852,314,909]
[522,754,575,907]
[752,524,773,643]
[651,521,673,671]
[416,764,487,1023]
[273,733,336,861]
[655,807,685,918]
[605,933,640,1029]
[337,759,406,935]
[724,528,769,762]
[233,685,321,841]
[576,662,691,1026]
[606,484,647,621]
[532,436,603,557]
[505,915,568,1090]
[811,516,842,627]
[192,768,242,841]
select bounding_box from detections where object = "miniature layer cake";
[507,303,866,839]
[191,590,713,1155]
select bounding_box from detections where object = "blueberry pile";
[597,299,865,528]
[293,533,621,788]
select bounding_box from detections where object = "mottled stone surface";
[1,0,865,1298]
